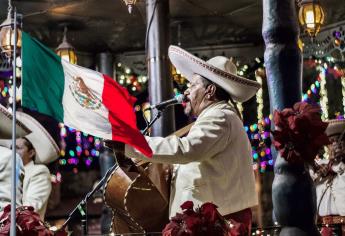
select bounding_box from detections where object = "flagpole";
[10,8,18,236]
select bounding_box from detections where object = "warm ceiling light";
[56,26,77,64]
[0,9,22,57]
[298,0,325,37]
[123,0,137,14]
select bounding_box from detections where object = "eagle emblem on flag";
[69,76,102,110]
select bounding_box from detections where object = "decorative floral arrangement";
[162,201,246,236]
[0,205,67,236]
[272,102,330,164]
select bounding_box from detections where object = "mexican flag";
[21,32,152,157]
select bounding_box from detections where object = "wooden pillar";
[146,0,175,137]
[262,0,319,235]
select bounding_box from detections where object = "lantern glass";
[298,1,325,37]
[56,47,77,65]
[0,22,22,56]
[55,26,77,64]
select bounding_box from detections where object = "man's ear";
[206,83,216,97]
[29,149,36,160]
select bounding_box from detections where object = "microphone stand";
[142,108,164,135]
[59,108,165,235]
[59,163,118,235]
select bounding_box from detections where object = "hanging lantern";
[56,26,77,64]
[298,0,325,37]
[0,13,22,56]
[122,0,137,14]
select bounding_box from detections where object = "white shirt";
[126,101,258,217]
[0,146,24,212]
[312,159,345,216]
[23,161,52,220]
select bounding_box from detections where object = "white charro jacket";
[126,101,258,217]
[0,146,24,213]
[23,161,52,220]
[311,159,345,216]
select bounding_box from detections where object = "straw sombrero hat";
[325,119,345,137]
[16,111,60,164]
[0,104,31,139]
[168,45,261,102]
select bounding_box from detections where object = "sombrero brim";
[326,119,345,137]
[16,112,60,164]
[168,45,261,102]
[0,104,31,139]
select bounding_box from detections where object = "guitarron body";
[103,161,171,234]
[103,122,193,234]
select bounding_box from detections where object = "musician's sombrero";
[16,111,60,164]
[325,119,345,137]
[0,103,31,139]
[168,45,261,102]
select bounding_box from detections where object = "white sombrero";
[0,104,31,139]
[325,119,345,137]
[16,111,60,164]
[168,45,261,102]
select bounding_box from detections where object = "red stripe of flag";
[102,74,152,158]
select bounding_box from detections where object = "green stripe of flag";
[22,32,65,122]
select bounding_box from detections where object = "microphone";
[147,94,185,110]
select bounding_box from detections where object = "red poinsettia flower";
[272,102,330,164]
[162,220,182,236]
[162,201,235,236]
[0,205,67,236]
[200,202,221,224]
[180,201,194,211]
[228,218,247,236]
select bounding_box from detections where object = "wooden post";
[262,0,319,235]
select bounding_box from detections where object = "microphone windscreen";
[175,94,185,103]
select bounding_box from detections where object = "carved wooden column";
[146,0,175,137]
[262,0,319,235]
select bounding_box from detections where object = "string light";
[302,80,320,102]
[319,66,328,120]
[255,70,264,121]
[58,123,101,170]
[115,63,147,95]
